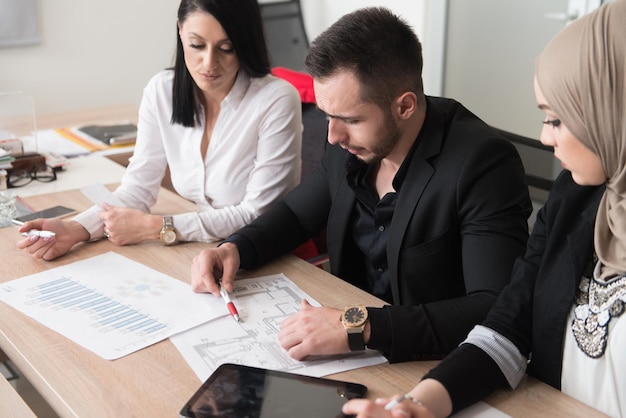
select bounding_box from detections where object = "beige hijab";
[535,0,626,279]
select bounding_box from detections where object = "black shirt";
[345,140,418,303]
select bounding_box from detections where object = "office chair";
[296,103,329,268]
[493,127,558,230]
[270,66,330,267]
[259,0,309,71]
[301,103,327,179]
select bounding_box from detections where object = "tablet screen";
[179,363,367,418]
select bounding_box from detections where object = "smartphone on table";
[14,205,77,223]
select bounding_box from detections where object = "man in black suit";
[191,7,532,362]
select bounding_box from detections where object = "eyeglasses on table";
[7,165,57,188]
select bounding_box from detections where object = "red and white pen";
[220,286,241,323]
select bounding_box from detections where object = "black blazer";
[484,170,604,388]
[422,172,605,413]
[232,97,532,361]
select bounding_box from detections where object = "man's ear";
[394,92,418,120]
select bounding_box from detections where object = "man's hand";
[278,299,350,360]
[191,242,240,296]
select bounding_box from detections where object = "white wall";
[301,1,424,42]
[0,0,180,114]
[300,1,444,96]
[0,0,438,115]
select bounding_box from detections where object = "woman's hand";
[17,218,89,261]
[343,379,452,418]
[98,203,161,245]
[342,396,435,418]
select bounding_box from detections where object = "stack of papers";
[22,128,107,158]
[0,148,14,169]
[0,134,21,168]
[19,125,136,158]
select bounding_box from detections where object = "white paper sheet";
[453,401,511,417]
[170,273,388,380]
[80,182,125,207]
[21,130,91,157]
[0,252,226,359]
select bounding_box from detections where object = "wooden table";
[0,375,36,418]
[0,192,605,415]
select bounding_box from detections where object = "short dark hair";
[172,0,271,127]
[305,7,424,109]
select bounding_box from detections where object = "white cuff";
[463,325,528,388]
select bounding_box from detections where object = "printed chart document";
[170,273,388,380]
[0,252,227,360]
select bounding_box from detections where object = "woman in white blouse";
[17,0,302,260]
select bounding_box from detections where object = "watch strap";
[163,216,174,229]
[346,328,366,351]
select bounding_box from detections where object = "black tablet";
[179,363,367,418]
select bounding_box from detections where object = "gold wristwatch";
[159,215,178,245]
[341,305,368,351]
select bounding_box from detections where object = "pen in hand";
[220,286,241,323]
[13,220,56,238]
[21,229,56,238]
[384,393,421,411]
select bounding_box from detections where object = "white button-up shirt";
[74,70,302,242]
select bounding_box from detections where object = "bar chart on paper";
[0,252,225,359]
[32,276,168,338]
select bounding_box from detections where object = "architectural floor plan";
[170,274,387,380]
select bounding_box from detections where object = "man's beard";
[362,111,402,164]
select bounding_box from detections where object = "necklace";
[572,260,626,358]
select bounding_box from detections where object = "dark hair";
[305,7,424,109]
[172,0,271,127]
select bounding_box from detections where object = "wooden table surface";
[0,375,36,418]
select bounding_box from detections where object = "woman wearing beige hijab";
[342,1,626,417]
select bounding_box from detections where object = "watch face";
[344,307,367,327]
[162,229,177,244]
